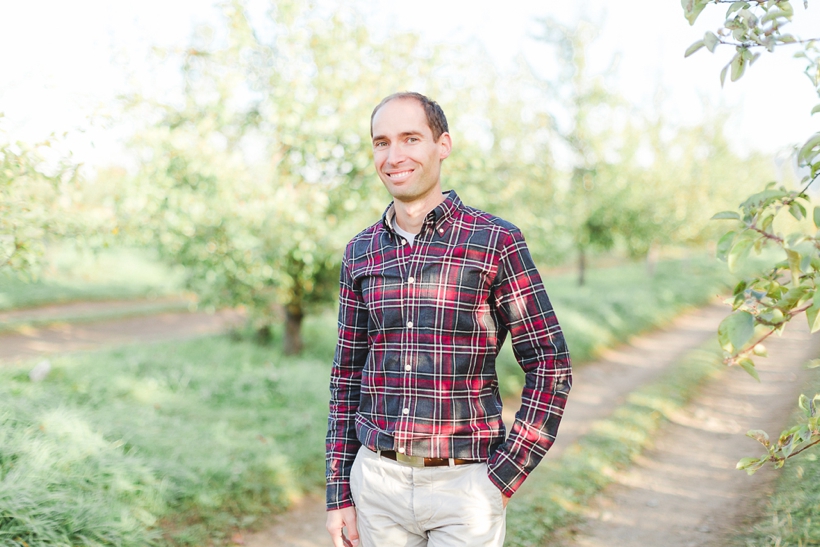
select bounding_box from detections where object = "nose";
[386,143,406,166]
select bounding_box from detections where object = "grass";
[732,369,820,547]
[0,331,331,546]
[0,255,740,546]
[0,246,184,310]
[504,341,725,546]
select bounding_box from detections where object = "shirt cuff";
[486,450,529,498]
[326,482,355,511]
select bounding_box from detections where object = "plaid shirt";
[326,190,571,510]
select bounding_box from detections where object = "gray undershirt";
[392,212,417,246]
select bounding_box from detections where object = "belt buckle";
[395,452,426,467]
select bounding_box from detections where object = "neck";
[393,188,447,234]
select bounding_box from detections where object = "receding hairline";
[370,92,449,141]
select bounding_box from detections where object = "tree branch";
[772,436,820,461]
[729,302,813,363]
[718,37,820,48]
[800,171,820,195]
[749,223,785,244]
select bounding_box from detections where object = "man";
[325,92,572,547]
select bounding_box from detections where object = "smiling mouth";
[387,170,413,181]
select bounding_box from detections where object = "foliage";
[533,19,658,284]
[505,342,724,546]
[0,331,331,546]
[0,130,79,277]
[114,1,466,354]
[682,0,820,469]
[534,18,773,284]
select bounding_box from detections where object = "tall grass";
[0,337,329,546]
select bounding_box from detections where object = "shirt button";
[405,364,411,371]
[401,239,407,245]
[402,408,409,415]
[407,321,413,328]
[408,276,415,284]
[438,228,444,234]
[398,447,405,453]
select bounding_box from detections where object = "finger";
[346,510,360,546]
[330,530,345,547]
[327,516,345,547]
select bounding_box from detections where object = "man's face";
[371,98,452,203]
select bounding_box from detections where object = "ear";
[437,132,452,160]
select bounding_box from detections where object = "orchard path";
[0,298,244,363]
[559,318,820,547]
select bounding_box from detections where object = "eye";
[407,137,419,143]
[374,141,387,148]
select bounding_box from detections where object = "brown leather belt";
[379,450,479,467]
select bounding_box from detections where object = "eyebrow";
[372,130,424,142]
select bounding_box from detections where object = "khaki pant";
[350,446,506,547]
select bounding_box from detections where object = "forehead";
[372,98,432,138]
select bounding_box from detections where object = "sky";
[1,1,819,172]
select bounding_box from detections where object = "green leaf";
[746,429,770,446]
[798,133,820,164]
[807,293,820,333]
[814,206,820,228]
[807,359,820,369]
[799,393,811,413]
[737,455,767,475]
[811,104,820,116]
[726,1,749,17]
[720,64,729,87]
[740,188,789,208]
[712,210,740,220]
[704,31,720,52]
[731,53,746,81]
[682,0,709,24]
[789,202,805,220]
[728,237,754,272]
[786,249,802,286]
[716,230,737,261]
[685,40,706,57]
[718,311,755,351]
[738,357,760,381]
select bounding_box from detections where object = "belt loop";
[377,450,382,458]
[448,458,455,467]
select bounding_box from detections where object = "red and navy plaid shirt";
[326,190,571,510]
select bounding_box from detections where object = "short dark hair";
[370,92,449,141]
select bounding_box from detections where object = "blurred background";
[2,1,820,546]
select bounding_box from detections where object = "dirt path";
[0,299,244,362]
[560,319,820,547]
[241,304,730,547]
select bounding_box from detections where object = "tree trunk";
[578,247,586,287]
[284,304,304,355]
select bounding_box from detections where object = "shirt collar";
[381,190,461,236]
